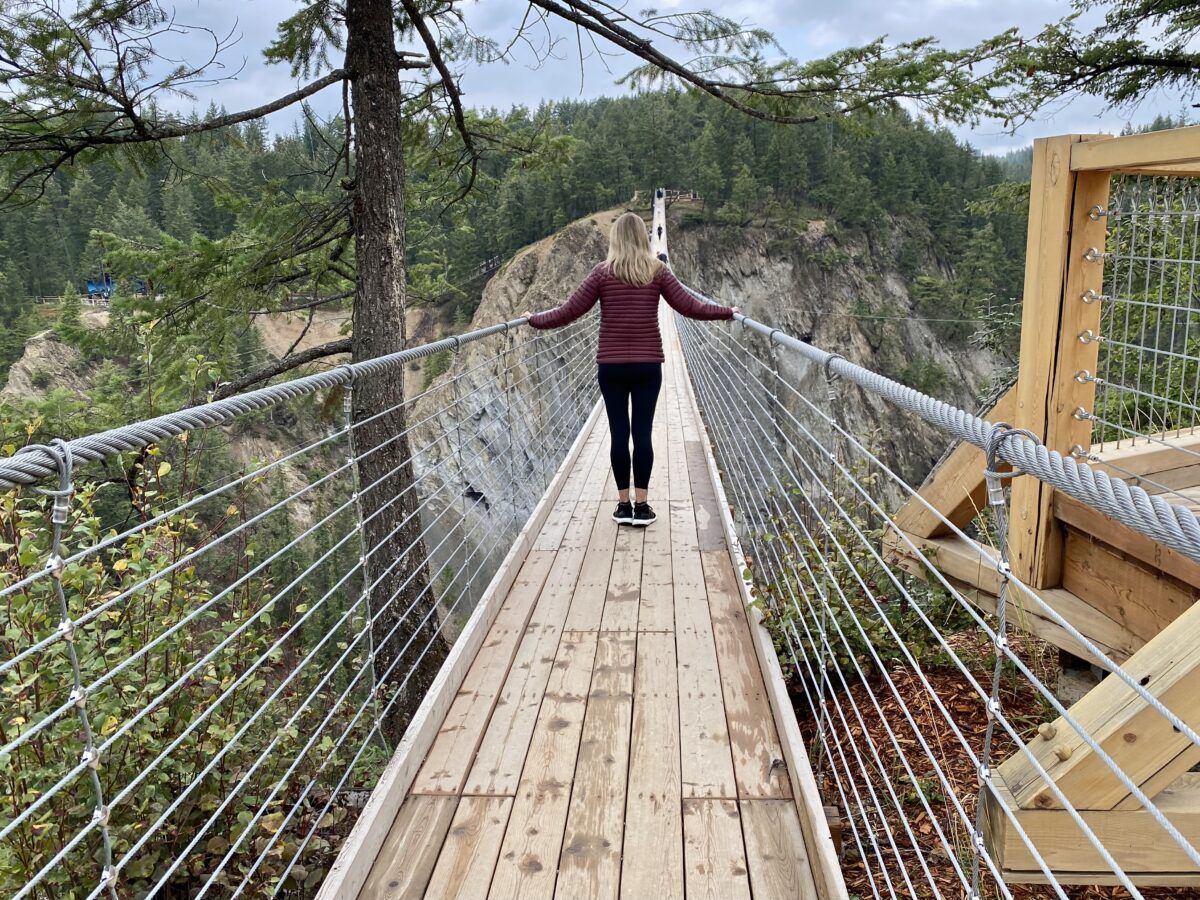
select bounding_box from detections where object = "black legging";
[597,362,662,491]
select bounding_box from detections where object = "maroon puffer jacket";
[527,262,734,363]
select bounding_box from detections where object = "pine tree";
[56,279,82,343]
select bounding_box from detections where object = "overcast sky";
[169,0,1190,155]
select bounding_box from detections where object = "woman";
[523,212,738,526]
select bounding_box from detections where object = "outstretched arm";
[658,269,736,320]
[527,265,603,329]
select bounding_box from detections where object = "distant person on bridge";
[523,212,737,526]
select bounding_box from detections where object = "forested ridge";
[0,90,1038,407]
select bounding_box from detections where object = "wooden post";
[1008,135,1111,588]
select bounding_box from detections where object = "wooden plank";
[983,772,1200,883]
[639,497,675,631]
[557,634,636,900]
[1070,125,1200,172]
[424,796,512,897]
[564,506,619,632]
[412,550,557,794]
[686,440,726,550]
[673,327,847,900]
[883,528,1142,666]
[1090,428,1200,480]
[600,526,643,633]
[674,502,737,799]
[1056,490,1200,590]
[683,799,752,900]
[320,403,604,900]
[892,386,1016,538]
[998,595,1200,812]
[464,504,597,796]
[357,795,457,900]
[534,499,579,552]
[1009,138,1109,589]
[620,631,684,900]
[1062,528,1198,641]
[702,551,791,799]
[490,631,598,900]
[741,799,820,900]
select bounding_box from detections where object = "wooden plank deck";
[356,311,822,899]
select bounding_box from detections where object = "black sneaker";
[612,501,634,524]
[632,502,657,526]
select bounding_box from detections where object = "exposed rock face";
[0,331,94,402]
[665,210,1003,490]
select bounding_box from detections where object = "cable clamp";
[983,423,1040,483]
[69,686,88,709]
[81,747,101,770]
[986,697,1001,717]
[822,354,845,383]
[995,633,1009,652]
[449,335,462,354]
[99,865,117,887]
[767,328,782,346]
[46,553,65,580]
[92,804,110,827]
[58,618,75,642]
[334,363,358,386]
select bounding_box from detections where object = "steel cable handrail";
[679,281,1200,566]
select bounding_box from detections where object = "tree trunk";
[345,0,447,742]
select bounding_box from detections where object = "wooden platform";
[351,313,825,899]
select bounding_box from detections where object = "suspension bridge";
[0,124,1199,899]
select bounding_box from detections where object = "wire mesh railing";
[1079,175,1200,458]
[0,315,598,898]
[675,292,1200,898]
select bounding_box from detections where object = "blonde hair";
[606,212,662,286]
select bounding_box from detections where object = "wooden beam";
[891,385,1016,539]
[997,594,1200,812]
[882,529,1141,666]
[1070,125,1200,172]
[316,401,604,900]
[1089,428,1200,482]
[982,772,1200,884]
[1061,528,1199,643]
[1055,492,1200,590]
[1010,137,1110,589]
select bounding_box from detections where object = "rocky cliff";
[665,206,1003,488]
